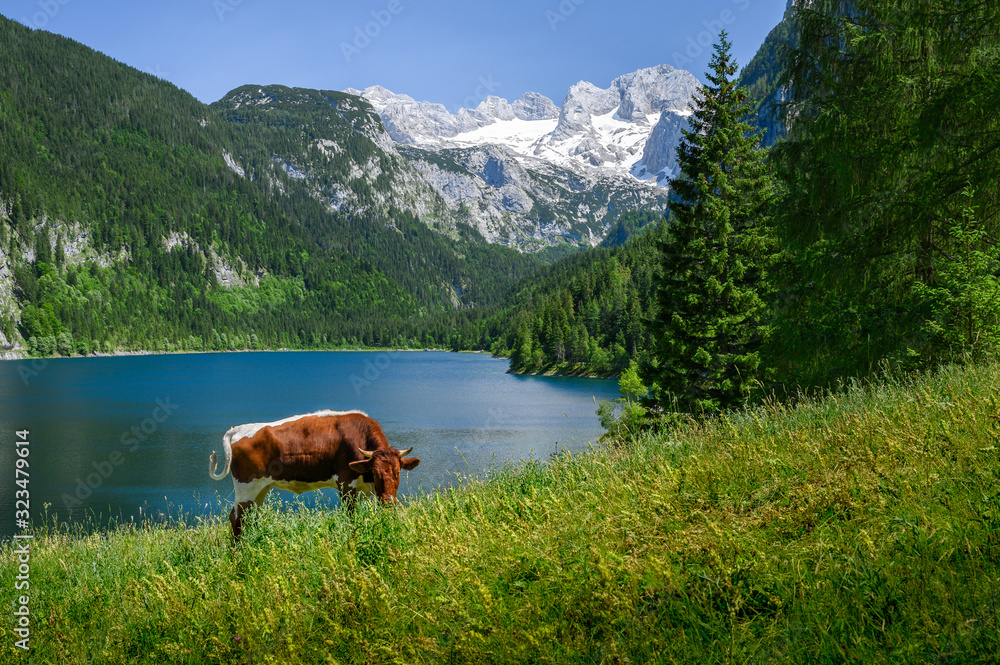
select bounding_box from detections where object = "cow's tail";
[209,430,234,480]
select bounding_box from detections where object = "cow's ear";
[349,460,372,473]
[400,457,420,471]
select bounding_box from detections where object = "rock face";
[349,64,701,188]
[0,240,17,348]
[635,110,691,184]
[512,92,560,121]
[476,96,516,121]
[346,85,461,143]
[612,64,699,120]
[737,1,796,148]
[549,81,619,143]
[539,65,699,176]
[400,144,670,250]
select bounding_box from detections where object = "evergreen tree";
[644,31,776,415]
[914,185,1000,360]
[770,0,1000,378]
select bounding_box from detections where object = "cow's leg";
[230,500,254,542]
[230,478,270,542]
[254,485,271,506]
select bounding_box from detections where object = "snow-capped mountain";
[347,64,700,187]
[344,87,562,144]
[213,84,671,254]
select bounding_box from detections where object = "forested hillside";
[6,0,997,402]
[0,15,540,353]
[766,0,1000,389]
[492,0,1000,403]
[485,211,665,376]
[737,2,795,146]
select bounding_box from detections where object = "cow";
[209,409,419,540]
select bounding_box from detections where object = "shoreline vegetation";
[0,346,490,361]
[3,358,999,662]
[504,361,620,380]
[4,346,617,379]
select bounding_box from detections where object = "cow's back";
[230,412,380,484]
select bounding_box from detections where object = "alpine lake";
[0,350,620,536]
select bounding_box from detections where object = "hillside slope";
[0,15,540,352]
[4,360,998,662]
[738,1,796,146]
[486,211,665,376]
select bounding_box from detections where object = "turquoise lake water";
[0,351,620,535]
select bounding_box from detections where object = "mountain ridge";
[347,63,701,187]
[0,14,545,353]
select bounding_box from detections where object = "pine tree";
[644,31,776,415]
[771,0,1000,376]
[914,185,1000,360]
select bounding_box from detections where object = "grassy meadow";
[3,360,1000,663]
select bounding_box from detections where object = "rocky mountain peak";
[346,63,701,188]
[611,64,700,120]
[511,92,560,121]
[475,95,516,121]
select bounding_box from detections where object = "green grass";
[4,361,1000,663]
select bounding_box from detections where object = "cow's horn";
[396,447,413,457]
[361,449,375,459]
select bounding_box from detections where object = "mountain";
[349,64,700,187]
[0,15,542,353]
[738,1,797,147]
[208,84,667,256]
[478,14,807,377]
[342,66,704,252]
[0,12,704,357]
[395,142,670,253]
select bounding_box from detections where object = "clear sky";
[0,0,788,110]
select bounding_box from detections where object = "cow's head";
[349,447,420,502]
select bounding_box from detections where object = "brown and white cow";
[209,410,419,540]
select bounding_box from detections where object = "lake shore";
[5,347,627,383]
[4,359,996,663]
[0,346,488,362]
[506,361,620,380]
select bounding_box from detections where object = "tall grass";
[3,360,1000,663]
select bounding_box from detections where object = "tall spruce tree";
[644,31,776,414]
[771,0,1000,374]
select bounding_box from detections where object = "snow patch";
[451,118,558,154]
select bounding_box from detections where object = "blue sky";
[0,0,788,109]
